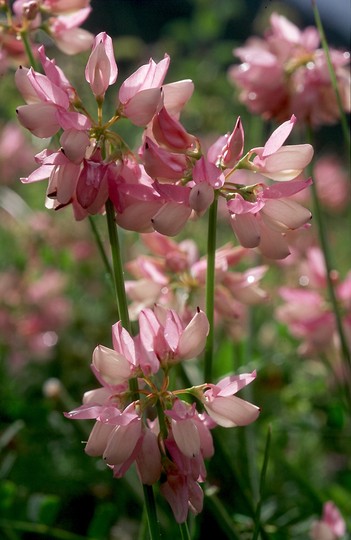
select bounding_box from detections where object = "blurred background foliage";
[0,0,350,539]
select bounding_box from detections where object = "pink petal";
[216,370,257,397]
[178,310,209,360]
[230,213,261,248]
[205,395,260,427]
[103,419,141,465]
[193,156,224,188]
[189,183,214,213]
[261,198,312,232]
[55,27,94,55]
[151,202,191,236]
[92,345,131,385]
[172,418,201,457]
[85,421,115,456]
[16,103,60,138]
[258,222,290,259]
[162,79,194,117]
[262,114,296,157]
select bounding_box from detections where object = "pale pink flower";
[250,115,314,181]
[152,106,197,152]
[295,155,351,213]
[138,305,209,373]
[42,0,91,13]
[118,55,170,126]
[125,233,267,335]
[15,62,91,137]
[310,501,346,540]
[203,371,260,427]
[164,400,201,458]
[276,247,351,357]
[48,8,94,55]
[85,32,118,99]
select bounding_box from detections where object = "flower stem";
[252,425,271,540]
[179,521,191,540]
[204,490,240,540]
[105,199,139,400]
[88,215,115,299]
[105,200,159,531]
[311,0,351,157]
[142,484,161,540]
[306,128,351,372]
[204,196,218,383]
[20,30,38,70]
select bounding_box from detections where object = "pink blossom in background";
[0,1,93,68]
[65,307,259,523]
[229,13,351,125]
[276,247,351,358]
[0,122,35,183]
[125,232,268,340]
[0,267,72,368]
[310,501,346,540]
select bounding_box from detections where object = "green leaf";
[27,493,60,526]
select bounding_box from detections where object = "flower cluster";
[125,231,268,338]
[0,0,93,72]
[65,305,260,523]
[15,32,314,259]
[276,246,351,359]
[229,12,351,125]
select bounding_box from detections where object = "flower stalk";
[204,196,218,383]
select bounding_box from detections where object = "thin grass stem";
[311,0,351,157]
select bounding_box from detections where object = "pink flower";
[15,62,91,137]
[152,106,197,152]
[250,115,314,181]
[42,1,91,13]
[48,8,94,54]
[203,371,260,427]
[85,32,118,99]
[138,305,209,374]
[118,55,170,126]
[310,501,346,540]
[165,400,201,458]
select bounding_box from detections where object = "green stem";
[252,426,271,540]
[311,0,351,156]
[88,215,115,298]
[242,309,259,501]
[204,197,218,383]
[204,490,240,540]
[142,485,161,540]
[105,200,159,534]
[20,30,38,70]
[105,199,130,329]
[179,521,191,540]
[306,128,351,374]
[104,199,139,396]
